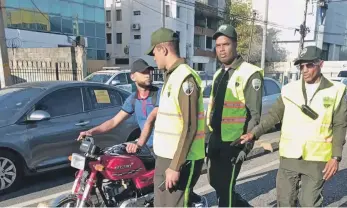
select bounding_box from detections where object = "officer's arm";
[169,75,199,171]
[250,96,285,139]
[332,89,347,158]
[244,72,263,136]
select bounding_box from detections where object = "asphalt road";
[1,131,347,207]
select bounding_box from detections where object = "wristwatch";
[332,156,342,162]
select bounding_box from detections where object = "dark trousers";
[207,155,251,207]
[154,156,204,207]
[276,158,326,207]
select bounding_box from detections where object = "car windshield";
[0,87,44,121]
[338,71,347,77]
[84,73,113,83]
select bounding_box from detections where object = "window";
[36,88,83,117]
[95,8,105,23]
[116,33,122,44]
[87,37,96,48]
[133,11,141,15]
[49,15,62,33]
[126,73,134,84]
[87,87,123,110]
[83,5,95,21]
[206,37,212,49]
[112,73,128,85]
[96,38,106,49]
[95,23,106,38]
[264,80,280,96]
[194,35,201,48]
[134,35,141,39]
[97,50,106,60]
[106,10,111,21]
[115,58,129,65]
[116,9,122,21]
[107,33,112,44]
[165,5,170,17]
[85,21,95,37]
[62,18,73,34]
[177,6,180,18]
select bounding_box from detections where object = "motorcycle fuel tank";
[100,155,147,181]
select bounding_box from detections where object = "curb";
[201,141,279,175]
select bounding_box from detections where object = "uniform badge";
[252,78,262,91]
[323,97,334,108]
[235,76,242,87]
[182,81,194,96]
[300,48,307,57]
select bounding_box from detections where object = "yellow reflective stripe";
[222,117,246,124]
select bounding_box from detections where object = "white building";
[252,0,347,62]
[105,0,225,77]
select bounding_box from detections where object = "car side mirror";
[111,80,121,86]
[27,110,51,121]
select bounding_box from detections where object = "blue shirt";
[121,86,161,147]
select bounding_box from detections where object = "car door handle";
[75,121,90,126]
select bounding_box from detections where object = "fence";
[10,60,82,84]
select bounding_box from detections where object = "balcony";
[196,0,218,7]
[194,26,215,37]
[194,48,216,58]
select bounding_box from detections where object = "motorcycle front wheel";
[50,194,93,207]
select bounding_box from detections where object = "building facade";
[105,0,225,76]
[4,0,106,60]
[252,0,347,62]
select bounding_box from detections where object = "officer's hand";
[236,150,247,164]
[126,143,140,153]
[240,133,255,144]
[323,158,339,180]
[77,130,92,141]
[165,168,180,190]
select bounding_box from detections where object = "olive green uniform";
[250,76,347,207]
[153,59,204,207]
[207,56,263,207]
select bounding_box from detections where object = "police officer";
[240,46,347,207]
[205,24,264,207]
[146,27,207,207]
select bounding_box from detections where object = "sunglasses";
[297,62,320,70]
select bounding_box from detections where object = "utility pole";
[0,0,12,88]
[247,10,257,62]
[261,0,269,70]
[162,0,165,27]
[298,0,310,55]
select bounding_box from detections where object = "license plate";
[71,153,86,170]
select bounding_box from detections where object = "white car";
[84,70,135,92]
[330,77,347,85]
[202,77,282,129]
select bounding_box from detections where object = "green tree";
[221,0,263,64]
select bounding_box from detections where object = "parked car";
[84,70,135,92]
[337,70,347,78]
[330,77,347,85]
[0,81,141,194]
[202,77,282,127]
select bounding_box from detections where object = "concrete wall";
[7,47,80,83]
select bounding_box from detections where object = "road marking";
[9,190,71,208]
[195,159,279,194]
[9,160,280,207]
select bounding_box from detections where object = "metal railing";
[10,60,82,84]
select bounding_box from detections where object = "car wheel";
[0,150,24,194]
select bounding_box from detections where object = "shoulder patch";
[252,78,262,91]
[182,80,195,96]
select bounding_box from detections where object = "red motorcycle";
[50,137,155,207]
